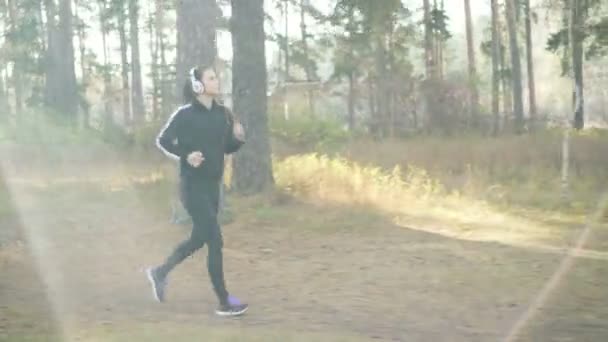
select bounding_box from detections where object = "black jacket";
[157,100,244,182]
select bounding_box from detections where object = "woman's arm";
[157,108,187,160]
[224,107,245,154]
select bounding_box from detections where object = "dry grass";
[332,130,608,213]
[273,151,606,249]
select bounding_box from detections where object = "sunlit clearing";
[0,151,166,340]
[274,153,604,253]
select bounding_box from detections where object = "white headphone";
[190,67,204,94]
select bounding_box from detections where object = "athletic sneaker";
[216,295,248,317]
[146,267,167,302]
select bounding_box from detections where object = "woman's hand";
[233,121,245,142]
[187,151,205,168]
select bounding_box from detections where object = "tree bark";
[491,0,501,135]
[156,0,170,115]
[7,0,23,113]
[375,33,389,138]
[570,0,584,130]
[423,0,434,79]
[117,2,131,126]
[347,71,355,131]
[464,0,479,128]
[497,13,511,130]
[346,4,355,131]
[98,0,113,122]
[176,0,218,104]
[300,0,314,115]
[149,0,159,120]
[74,0,89,127]
[231,0,274,194]
[284,0,290,81]
[438,0,445,80]
[44,0,78,119]
[0,67,8,122]
[524,0,537,130]
[129,0,145,124]
[505,0,525,134]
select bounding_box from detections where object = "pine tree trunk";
[117,5,130,126]
[98,0,113,123]
[423,0,433,79]
[159,32,170,114]
[464,0,479,129]
[74,0,89,127]
[346,5,355,131]
[505,0,525,134]
[156,0,170,116]
[497,14,512,129]
[129,0,145,124]
[231,0,274,194]
[524,0,537,130]
[39,0,46,51]
[347,71,355,131]
[0,67,8,122]
[1,4,8,121]
[388,26,396,137]
[7,0,23,113]
[432,0,440,80]
[284,0,290,81]
[438,0,445,80]
[367,73,376,126]
[375,33,389,138]
[149,0,160,121]
[422,0,438,133]
[491,0,501,135]
[300,0,314,116]
[570,0,584,130]
[176,0,218,103]
[74,0,86,83]
[44,0,78,119]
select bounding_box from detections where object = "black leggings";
[157,179,229,305]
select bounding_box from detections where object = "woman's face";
[201,68,220,96]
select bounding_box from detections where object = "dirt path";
[1,153,607,341]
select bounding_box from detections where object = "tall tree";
[114,0,131,125]
[129,0,145,124]
[300,0,315,115]
[505,0,525,133]
[44,0,79,118]
[464,0,479,128]
[283,0,290,81]
[7,0,22,112]
[175,0,219,106]
[523,0,537,129]
[0,0,8,120]
[546,0,607,130]
[148,0,160,120]
[231,0,274,194]
[97,0,113,122]
[328,0,364,131]
[570,0,584,130]
[74,0,91,126]
[422,0,434,80]
[157,0,171,116]
[496,11,512,130]
[437,0,445,79]
[491,0,501,135]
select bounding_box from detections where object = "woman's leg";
[147,183,206,302]
[155,224,206,279]
[204,214,229,305]
[156,180,207,278]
